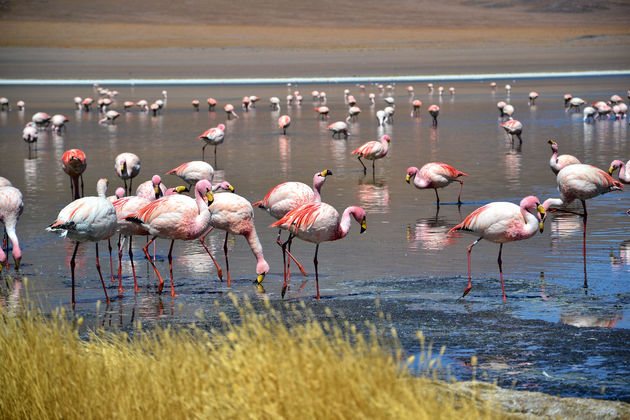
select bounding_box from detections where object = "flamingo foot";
[462,285,472,298]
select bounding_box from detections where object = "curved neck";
[312,177,326,202]
[337,206,359,239]
[413,172,430,189]
[244,228,268,274]
[542,198,565,212]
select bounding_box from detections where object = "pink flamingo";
[207,192,270,286]
[500,119,523,144]
[22,123,38,153]
[192,100,200,111]
[125,180,220,296]
[548,139,580,175]
[271,202,367,300]
[81,98,94,112]
[351,135,391,174]
[199,123,226,162]
[107,187,125,203]
[528,91,539,106]
[51,114,69,134]
[449,196,546,300]
[543,164,624,288]
[0,185,23,271]
[406,163,468,206]
[167,160,214,189]
[224,104,239,119]
[123,101,135,111]
[428,105,439,125]
[254,170,333,292]
[62,149,87,200]
[411,99,422,117]
[207,98,217,111]
[608,159,630,213]
[99,110,120,125]
[115,152,141,195]
[314,106,329,120]
[278,115,291,134]
[135,175,167,201]
[46,184,118,308]
[347,106,361,122]
[32,112,51,129]
[327,121,349,139]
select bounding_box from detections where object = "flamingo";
[0,97,9,111]
[99,110,120,125]
[497,101,507,118]
[502,104,515,118]
[271,202,367,300]
[22,123,38,153]
[376,110,387,127]
[249,96,260,108]
[124,180,220,296]
[0,185,23,271]
[278,115,291,134]
[73,97,82,110]
[242,96,251,111]
[207,98,217,111]
[543,165,624,287]
[205,192,270,287]
[449,196,545,300]
[347,95,357,107]
[583,106,597,122]
[81,98,94,112]
[115,152,141,195]
[608,159,630,214]
[406,163,468,206]
[368,93,375,105]
[347,106,361,122]
[428,105,439,126]
[136,100,149,112]
[610,94,623,104]
[16,100,25,111]
[568,97,585,112]
[46,182,118,308]
[123,101,135,111]
[167,160,214,189]
[135,175,167,201]
[411,100,422,117]
[352,135,391,174]
[270,97,281,111]
[327,121,349,139]
[548,139,580,175]
[51,114,69,134]
[224,104,239,119]
[613,103,627,120]
[528,91,539,105]
[500,119,523,144]
[489,82,496,90]
[0,177,12,188]
[107,187,125,203]
[314,106,329,120]
[32,112,51,129]
[199,123,226,163]
[563,93,572,106]
[384,106,395,124]
[192,100,200,111]
[427,83,434,93]
[62,149,87,200]
[254,170,333,291]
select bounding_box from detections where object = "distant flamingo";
[207,98,217,111]
[123,101,135,111]
[125,180,219,296]
[62,149,87,200]
[0,97,10,111]
[135,175,167,201]
[449,196,545,300]
[327,121,349,139]
[568,97,585,112]
[270,97,281,111]
[368,93,375,105]
[376,110,387,126]
[528,91,539,105]
[548,139,580,175]
[207,192,270,286]
[347,106,361,122]
[82,98,94,112]
[46,183,118,308]
[99,110,120,125]
[406,163,468,206]
[115,152,141,195]
[249,96,259,108]
[51,114,69,134]
[22,123,38,153]
[167,160,214,189]
[199,123,226,163]
[192,100,200,111]
[497,101,507,117]
[0,185,23,271]
[500,119,523,144]
[278,115,291,134]
[411,100,422,117]
[609,159,630,184]
[502,104,514,118]
[352,135,391,174]
[563,94,572,106]
[224,104,239,119]
[428,105,439,125]
[32,112,51,129]
[271,202,367,300]
[314,106,329,120]
[16,100,25,111]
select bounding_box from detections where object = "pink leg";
[498,243,506,301]
[276,229,307,276]
[463,238,482,298]
[200,227,223,280]
[167,240,178,297]
[117,234,124,295]
[108,238,116,283]
[314,244,321,300]
[128,236,139,293]
[582,200,588,289]
[142,236,164,294]
[94,242,111,304]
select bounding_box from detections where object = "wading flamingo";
[224,104,239,119]
[167,160,214,189]
[207,98,217,111]
[548,139,580,175]
[406,163,468,206]
[51,114,69,134]
[22,123,38,153]
[428,105,439,125]
[609,159,630,214]
[99,110,120,125]
[135,175,167,201]
[327,121,349,139]
[199,123,226,163]
[278,115,291,134]
[352,135,391,174]
[449,196,546,300]
[0,185,23,271]
[125,180,219,296]
[115,152,141,195]
[411,100,422,117]
[46,182,118,308]
[528,92,539,106]
[500,119,523,144]
[271,202,367,300]
[314,106,329,120]
[62,149,87,200]
[32,112,51,129]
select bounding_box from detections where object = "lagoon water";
[1,77,629,400]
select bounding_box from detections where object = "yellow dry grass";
[0,295,503,420]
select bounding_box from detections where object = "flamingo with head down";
[406,163,468,206]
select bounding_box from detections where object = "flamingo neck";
[244,229,269,275]
[619,162,630,182]
[413,172,430,189]
[542,197,565,212]
[312,177,326,202]
[336,206,359,239]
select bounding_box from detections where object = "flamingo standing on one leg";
[62,149,87,200]
[278,115,291,134]
[207,192,270,286]
[543,164,624,288]
[0,185,23,271]
[608,159,630,214]
[548,139,580,175]
[253,170,333,294]
[428,105,439,125]
[449,196,546,300]
[199,124,226,163]
[124,180,220,296]
[406,163,468,206]
[351,135,391,174]
[271,202,367,300]
[46,186,118,308]
[167,160,214,189]
[115,152,141,195]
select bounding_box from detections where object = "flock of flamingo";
[0,83,628,308]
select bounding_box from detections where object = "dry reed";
[0,295,501,419]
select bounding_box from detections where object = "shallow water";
[1,77,629,400]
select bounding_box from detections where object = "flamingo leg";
[80,174,84,198]
[372,159,375,173]
[199,227,223,280]
[582,200,588,289]
[202,143,207,160]
[457,181,464,205]
[117,234,125,295]
[498,243,506,301]
[108,238,116,283]
[70,241,80,309]
[463,238,482,298]
[223,232,231,286]
[94,242,111,304]
[434,188,440,206]
[128,236,139,293]
[167,240,178,297]
[275,229,307,276]
[314,244,320,300]
[358,157,367,174]
[214,146,218,168]
[142,236,164,294]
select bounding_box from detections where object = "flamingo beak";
[609,166,615,175]
[256,273,266,284]
[175,186,189,193]
[120,164,125,172]
[405,174,411,183]
[537,204,546,232]
[360,218,367,233]
[206,191,214,205]
[321,169,333,177]
[154,186,160,196]
[547,139,555,145]
[227,184,235,192]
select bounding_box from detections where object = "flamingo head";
[382,135,391,144]
[97,178,109,197]
[115,187,125,199]
[351,207,367,233]
[151,175,162,197]
[313,169,333,188]
[547,139,558,152]
[217,123,226,131]
[214,181,235,193]
[195,180,214,205]
[255,259,270,284]
[609,160,624,175]
[405,167,419,183]
[520,196,546,231]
